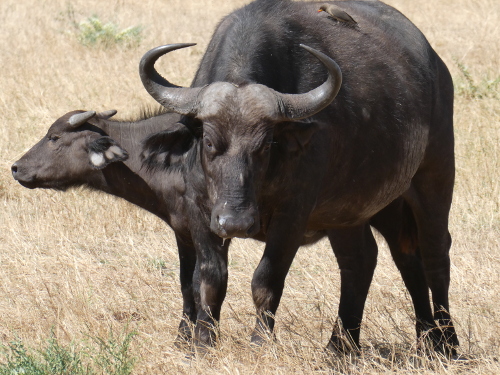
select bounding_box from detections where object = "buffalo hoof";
[181,345,214,363]
[420,327,459,358]
[190,342,212,358]
[174,334,191,350]
[182,336,216,358]
[192,322,218,353]
[174,320,193,349]
[250,328,274,347]
[325,336,360,355]
[250,334,268,347]
[327,323,360,355]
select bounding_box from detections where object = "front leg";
[174,234,198,346]
[250,212,309,344]
[191,229,231,350]
[327,224,378,353]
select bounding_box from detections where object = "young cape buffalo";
[139,0,458,355]
[10,109,228,347]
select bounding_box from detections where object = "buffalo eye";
[48,134,60,142]
[262,137,273,152]
[204,136,214,152]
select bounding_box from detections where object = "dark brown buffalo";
[139,0,458,354]
[10,109,230,346]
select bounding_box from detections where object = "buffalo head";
[12,110,128,190]
[139,43,341,239]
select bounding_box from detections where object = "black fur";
[139,0,458,355]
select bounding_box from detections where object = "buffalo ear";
[276,122,320,153]
[141,123,194,170]
[88,136,129,169]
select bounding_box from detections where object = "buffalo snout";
[11,161,27,182]
[210,204,260,239]
[11,160,36,188]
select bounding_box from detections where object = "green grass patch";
[454,58,500,99]
[0,329,137,375]
[87,329,137,375]
[77,16,142,48]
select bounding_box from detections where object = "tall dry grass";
[0,0,499,373]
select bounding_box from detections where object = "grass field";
[1,0,499,373]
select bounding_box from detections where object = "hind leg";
[327,224,378,352]
[403,168,459,355]
[370,198,436,341]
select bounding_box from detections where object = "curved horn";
[274,44,342,121]
[139,43,205,116]
[68,111,96,127]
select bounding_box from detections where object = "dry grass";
[1,0,499,373]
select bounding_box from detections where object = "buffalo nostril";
[11,163,18,175]
[218,215,227,227]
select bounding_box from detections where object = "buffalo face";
[139,43,341,238]
[197,84,278,238]
[12,110,128,190]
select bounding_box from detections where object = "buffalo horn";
[273,44,342,121]
[139,43,205,116]
[68,111,96,127]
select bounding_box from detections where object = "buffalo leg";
[370,198,436,343]
[250,215,308,344]
[174,234,198,345]
[326,224,378,353]
[404,169,459,355]
[191,230,231,350]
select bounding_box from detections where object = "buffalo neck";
[86,114,181,220]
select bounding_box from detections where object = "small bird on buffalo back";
[318,4,358,26]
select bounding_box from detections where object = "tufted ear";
[141,122,194,170]
[88,136,129,169]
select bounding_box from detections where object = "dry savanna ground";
[1,0,499,373]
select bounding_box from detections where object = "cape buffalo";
[10,109,230,346]
[12,109,436,355]
[139,0,458,354]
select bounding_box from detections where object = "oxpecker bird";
[318,4,357,25]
